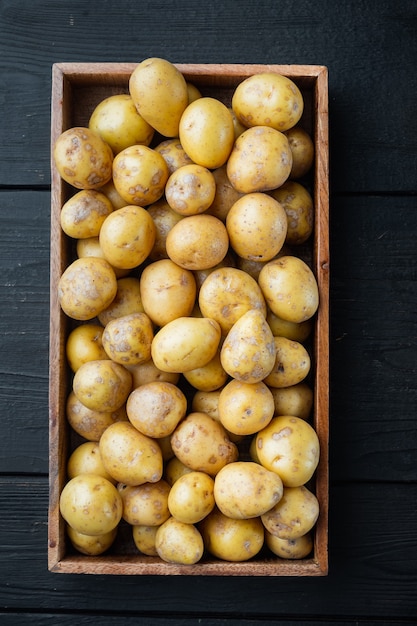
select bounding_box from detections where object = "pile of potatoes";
[55,58,320,565]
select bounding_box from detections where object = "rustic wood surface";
[0,0,416,624]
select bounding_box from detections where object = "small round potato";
[132,524,159,556]
[186,82,202,104]
[67,441,116,483]
[270,382,314,421]
[218,379,275,436]
[266,309,313,343]
[258,255,319,323]
[227,126,292,193]
[53,126,113,190]
[154,138,194,174]
[265,530,313,559]
[73,359,132,412]
[155,517,204,565]
[183,350,228,392]
[112,145,169,206]
[166,214,229,271]
[59,473,123,536]
[67,525,117,555]
[147,199,185,261]
[75,236,129,279]
[226,192,287,261]
[168,471,215,524]
[126,358,180,388]
[199,508,264,562]
[270,181,314,246]
[164,456,194,486]
[255,416,320,487]
[89,93,155,154]
[284,126,314,180]
[191,389,222,420]
[99,205,156,269]
[60,189,114,239]
[66,323,108,372]
[263,336,311,388]
[206,164,244,222]
[58,257,117,321]
[66,391,128,441]
[118,480,171,526]
[102,312,154,366]
[98,277,145,327]
[98,178,128,210]
[261,485,319,539]
[214,461,283,519]
[126,381,187,438]
[170,412,238,477]
[165,164,216,216]
[99,421,163,486]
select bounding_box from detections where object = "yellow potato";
[102,312,154,366]
[98,178,128,209]
[193,251,236,291]
[147,199,184,261]
[89,93,154,154]
[118,480,171,526]
[270,181,314,246]
[112,145,169,206]
[199,508,264,562]
[226,192,288,261]
[66,323,108,372]
[198,266,266,336]
[266,309,313,342]
[132,524,159,556]
[205,164,244,222]
[75,236,130,279]
[263,336,311,388]
[168,471,215,524]
[155,517,204,565]
[60,189,114,239]
[129,57,189,138]
[220,309,276,383]
[255,416,320,487]
[67,441,116,483]
[166,214,229,271]
[126,358,180,388]
[227,126,292,193]
[191,389,223,420]
[154,138,194,174]
[151,316,221,373]
[164,456,194,486]
[186,82,202,104]
[67,525,117,555]
[53,126,113,190]
[126,381,187,438]
[170,412,238,476]
[284,126,314,179]
[265,530,313,559]
[72,359,132,412]
[58,257,117,321]
[140,259,196,326]
[183,350,228,392]
[98,277,145,327]
[66,391,128,441]
[214,461,283,519]
[261,485,319,539]
[59,473,123,536]
[270,382,314,420]
[99,205,156,269]
[99,421,163,486]
[165,164,216,216]
[218,379,274,436]
[258,255,319,323]
[232,72,304,131]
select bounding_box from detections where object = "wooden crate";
[49,62,329,576]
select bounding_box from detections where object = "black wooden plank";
[0,0,416,192]
[0,477,416,619]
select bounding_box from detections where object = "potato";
[168,471,215,524]
[66,323,108,372]
[102,312,154,366]
[126,381,187,438]
[261,485,319,539]
[270,181,314,245]
[140,259,196,326]
[155,517,204,565]
[99,205,156,269]
[98,277,145,327]
[220,309,276,383]
[227,126,292,193]
[66,391,128,441]
[186,82,202,104]
[179,97,235,169]
[191,389,222,420]
[270,382,314,420]
[112,145,169,207]
[59,473,123,536]
[132,524,159,556]
[164,456,194,486]
[183,350,228,392]
[166,214,229,271]
[198,267,266,336]
[170,412,238,476]
[266,309,313,342]
[147,199,184,261]
[265,530,313,559]
[205,164,244,222]
[199,508,264,562]
[151,316,221,373]
[58,257,117,321]
[67,525,117,555]
[284,126,314,180]
[126,358,180,388]
[165,164,216,216]
[218,379,274,436]
[73,359,132,412]
[98,178,128,210]
[118,480,171,526]
[53,126,113,190]
[129,57,189,138]
[255,416,320,487]
[226,192,287,261]
[193,251,236,291]
[75,236,129,279]
[67,441,116,484]
[235,244,291,281]
[258,255,319,323]
[99,421,163,486]
[154,138,194,174]
[89,93,154,154]
[263,336,311,388]
[214,461,283,519]
[232,72,303,131]
[60,189,114,239]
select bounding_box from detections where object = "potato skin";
[102,312,154,366]
[261,485,319,539]
[60,189,114,239]
[265,530,313,559]
[112,145,169,207]
[118,480,171,526]
[270,181,314,246]
[218,379,274,436]
[126,381,187,438]
[166,214,229,271]
[155,517,204,564]
[263,336,311,388]
[72,359,132,413]
[67,525,117,555]
[168,471,215,524]
[199,508,264,562]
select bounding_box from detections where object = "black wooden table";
[1,1,416,624]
